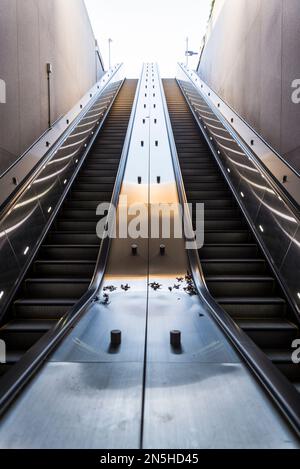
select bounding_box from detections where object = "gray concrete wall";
[0,0,104,175]
[198,0,300,173]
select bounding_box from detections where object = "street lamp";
[185,37,198,67]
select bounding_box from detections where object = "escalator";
[163,79,300,393]
[0,79,137,378]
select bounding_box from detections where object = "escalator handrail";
[0,75,143,416]
[0,64,123,214]
[158,77,300,437]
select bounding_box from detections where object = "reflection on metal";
[176,63,300,314]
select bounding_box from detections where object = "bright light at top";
[85,0,212,77]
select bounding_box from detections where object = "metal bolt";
[170,330,181,348]
[111,330,121,346]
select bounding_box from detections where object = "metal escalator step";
[265,349,300,382]
[63,199,109,209]
[59,209,101,220]
[55,220,98,232]
[0,79,137,378]
[236,319,298,348]
[204,230,252,244]
[200,244,260,258]
[73,181,115,191]
[47,232,99,244]
[216,296,287,318]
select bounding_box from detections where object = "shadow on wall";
[198,0,300,173]
[0,0,104,176]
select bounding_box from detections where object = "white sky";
[84,0,212,77]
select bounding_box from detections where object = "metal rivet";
[111,330,121,346]
[170,330,181,348]
[131,244,138,256]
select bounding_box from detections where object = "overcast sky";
[84,0,212,77]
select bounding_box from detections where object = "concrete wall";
[198,0,300,173]
[0,0,104,175]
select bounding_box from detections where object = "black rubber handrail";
[0,74,143,416]
[158,76,300,438]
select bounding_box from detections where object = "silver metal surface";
[0,362,143,449]
[178,64,300,205]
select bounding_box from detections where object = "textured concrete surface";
[198,0,300,173]
[0,0,104,175]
